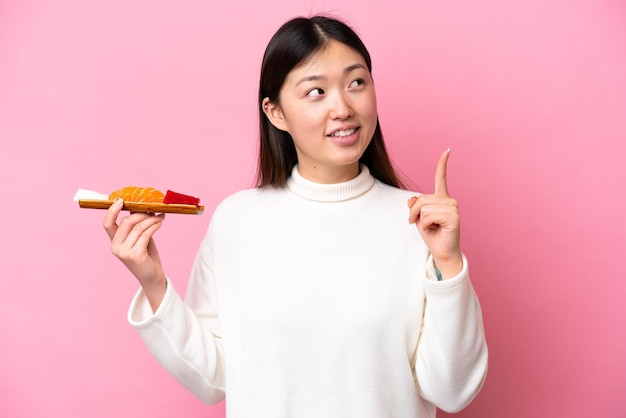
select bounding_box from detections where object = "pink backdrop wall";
[1,1,625,417]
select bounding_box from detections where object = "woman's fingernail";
[113,198,123,208]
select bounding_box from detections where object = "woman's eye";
[349,78,365,88]
[306,88,325,97]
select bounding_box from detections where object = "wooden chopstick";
[78,200,204,215]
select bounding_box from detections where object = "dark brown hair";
[256,15,404,189]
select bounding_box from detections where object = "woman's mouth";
[327,127,360,145]
[329,127,357,137]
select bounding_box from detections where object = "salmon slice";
[109,187,165,203]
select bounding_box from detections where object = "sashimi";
[109,187,164,203]
[163,190,201,206]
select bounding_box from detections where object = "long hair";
[256,15,404,189]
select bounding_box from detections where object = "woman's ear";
[262,98,288,132]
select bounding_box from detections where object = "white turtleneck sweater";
[128,166,488,418]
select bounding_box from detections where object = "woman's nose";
[329,92,353,120]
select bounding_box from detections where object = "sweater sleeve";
[127,222,225,405]
[414,254,488,413]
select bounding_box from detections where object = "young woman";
[103,15,488,417]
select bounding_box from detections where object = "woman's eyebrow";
[295,63,368,86]
[344,63,367,74]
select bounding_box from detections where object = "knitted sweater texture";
[128,166,488,417]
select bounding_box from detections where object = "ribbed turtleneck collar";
[286,165,376,202]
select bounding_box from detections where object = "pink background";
[1,0,625,417]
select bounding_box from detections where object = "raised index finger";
[434,148,451,196]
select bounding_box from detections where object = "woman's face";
[264,40,378,183]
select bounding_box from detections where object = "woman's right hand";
[103,198,167,312]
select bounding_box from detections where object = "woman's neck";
[295,162,360,184]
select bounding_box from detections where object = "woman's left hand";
[408,149,463,279]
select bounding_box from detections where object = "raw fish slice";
[163,190,200,206]
[109,186,165,203]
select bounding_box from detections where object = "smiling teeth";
[331,128,356,137]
